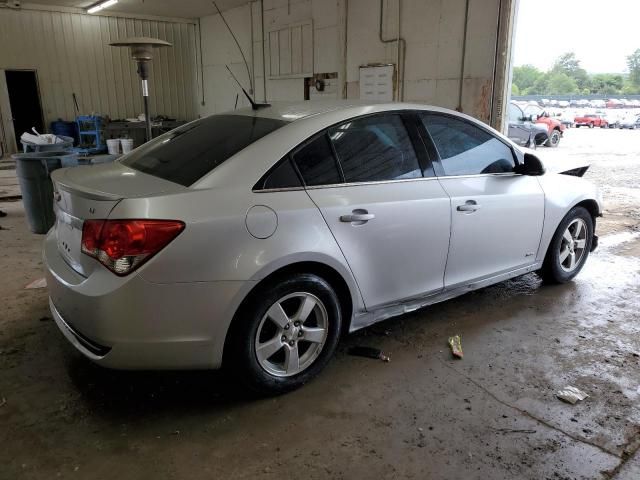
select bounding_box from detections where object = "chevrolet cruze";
[44,101,602,394]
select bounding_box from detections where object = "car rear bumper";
[43,230,249,370]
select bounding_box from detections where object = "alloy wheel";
[254,292,329,377]
[559,218,588,273]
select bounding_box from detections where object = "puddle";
[596,231,640,250]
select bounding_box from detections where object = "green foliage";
[627,49,640,86]
[512,65,543,91]
[547,73,578,94]
[511,52,639,96]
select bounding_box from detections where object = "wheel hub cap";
[254,292,329,377]
[559,218,588,273]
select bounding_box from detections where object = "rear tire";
[589,123,594,128]
[539,206,593,284]
[225,273,342,395]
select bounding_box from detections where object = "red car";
[523,105,565,148]
[574,113,608,128]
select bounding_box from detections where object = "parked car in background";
[43,101,602,394]
[523,104,565,147]
[619,113,640,129]
[574,113,607,128]
[508,102,549,147]
[603,112,620,128]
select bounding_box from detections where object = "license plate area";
[55,207,86,275]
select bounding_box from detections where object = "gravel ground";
[0,127,639,479]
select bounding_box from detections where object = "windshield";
[120,114,287,186]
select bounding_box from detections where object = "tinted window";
[508,103,524,122]
[292,134,342,186]
[328,114,421,183]
[421,114,516,176]
[121,115,287,186]
[259,158,302,190]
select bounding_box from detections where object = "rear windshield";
[120,114,287,186]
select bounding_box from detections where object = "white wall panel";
[0,8,197,129]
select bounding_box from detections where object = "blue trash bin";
[12,150,78,234]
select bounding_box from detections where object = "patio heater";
[109,37,172,142]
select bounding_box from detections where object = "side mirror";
[517,152,545,176]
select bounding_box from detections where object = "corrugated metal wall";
[0,7,197,127]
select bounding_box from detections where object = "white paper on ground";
[556,386,589,404]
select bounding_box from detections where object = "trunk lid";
[51,162,187,277]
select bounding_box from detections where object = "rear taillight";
[81,219,185,276]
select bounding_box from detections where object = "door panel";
[438,175,544,287]
[307,180,451,309]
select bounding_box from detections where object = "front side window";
[328,114,422,183]
[420,114,516,176]
[508,103,524,123]
[121,114,287,187]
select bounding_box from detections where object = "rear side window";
[258,158,302,190]
[420,114,516,176]
[121,115,287,186]
[292,134,343,186]
[328,114,422,183]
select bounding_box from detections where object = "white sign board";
[359,65,395,101]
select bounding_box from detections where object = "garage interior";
[1,0,639,479]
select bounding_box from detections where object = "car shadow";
[65,273,576,420]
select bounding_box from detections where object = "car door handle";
[340,209,375,223]
[456,200,481,212]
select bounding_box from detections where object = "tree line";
[512,50,640,96]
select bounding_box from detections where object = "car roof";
[193,101,520,190]
[228,100,470,123]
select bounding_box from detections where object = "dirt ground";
[1,127,639,480]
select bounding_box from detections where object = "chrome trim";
[253,173,521,192]
[438,172,521,180]
[252,186,306,193]
[304,176,440,190]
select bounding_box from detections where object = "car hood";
[521,148,591,176]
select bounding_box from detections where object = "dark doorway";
[5,70,44,147]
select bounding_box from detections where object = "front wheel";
[539,206,593,284]
[546,129,561,147]
[226,273,342,395]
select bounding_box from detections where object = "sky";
[513,0,640,74]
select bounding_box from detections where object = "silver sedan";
[44,101,602,394]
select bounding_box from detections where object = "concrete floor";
[1,127,639,479]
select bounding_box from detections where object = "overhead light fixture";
[87,0,118,14]
[110,37,173,142]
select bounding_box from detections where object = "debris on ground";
[556,386,589,404]
[0,210,6,217]
[0,397,6,408]
[348,346,390,362]
[24,278,47,289]
[491,428,537,434]
[448,335,463,359]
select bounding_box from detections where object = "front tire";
[226,273,342,395]
[546,129,561,147]
[540,206,593,284]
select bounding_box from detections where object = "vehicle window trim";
[401,112,436,178]
[417,111,521,178]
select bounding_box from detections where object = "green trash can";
[12,151,78,234]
